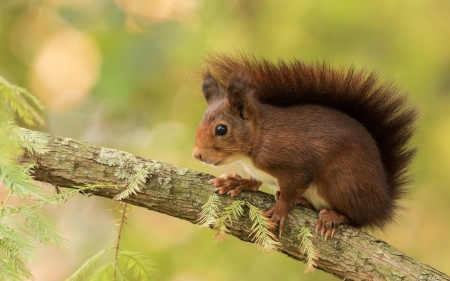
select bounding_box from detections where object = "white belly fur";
[237,157,330,210]
[302,182,330,210]
[237,157,279,191]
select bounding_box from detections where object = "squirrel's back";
[204,53,418,204]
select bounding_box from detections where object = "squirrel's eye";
[215,124,228,136]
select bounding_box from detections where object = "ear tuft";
[227,73,252,119]
[202,70,224,104]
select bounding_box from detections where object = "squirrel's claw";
[315,209,351,240]
[264,202,291,236]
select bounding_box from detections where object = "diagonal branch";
[17,129,450,281]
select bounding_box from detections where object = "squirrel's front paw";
[315,209,351,240]
[211,174,261,197]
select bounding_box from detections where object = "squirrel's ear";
[226,74,251,120]
[202,70,224,104]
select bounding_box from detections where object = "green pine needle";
[46,184,116,205]
[213,200,245,241]
[0,164,48,201]
[87,262,115,281]
[0,256,30,281]
[66,247,115,281]
[18,208,67,248]
[298,226,319,273]
[118,251,156,280]
[67,187,155,281]
[16,127,49,155]
[0,224,35,280]
[5,184,115,216]
[0,120,22,167]
[197,193,221,228]
[0,75,88,281]
[246,203,281,252]
[0,75,46,127]
[197,197,281,251]
[114,165,149,200]
[213,223,230,242]
[0,183,109,281]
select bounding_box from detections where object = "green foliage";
[199,195,318,267]
[15,127,49,155]
[0,76,122,281]
[197,193,221,228]
[113,164,150,201]
[213,200,244,241]
[1,72,155,280]
[0,76,45,127]
[66,204,156,281]
[116,251,156,280]
[0,75,64,281]
[198,195,281,251]
[66,247,115,281]
[13,207,66,247]
[88,263,115,281]
[0,164,48,201]
[67,146,157,280]
[298,226,319,273]
[0,223,35,280]
[247,203,281,252]
[0,119,20,167]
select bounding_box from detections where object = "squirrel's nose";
[192,149,202,161]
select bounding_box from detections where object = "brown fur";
[193,52,417,233]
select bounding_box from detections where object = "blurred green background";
[1,0,450,280]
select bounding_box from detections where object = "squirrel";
[192,53,417,238]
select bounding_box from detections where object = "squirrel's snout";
[192,149,202,161]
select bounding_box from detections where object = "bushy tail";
[205,53,418,200]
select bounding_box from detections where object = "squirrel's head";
[192,70,256,166]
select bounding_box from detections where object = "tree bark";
[18,129,449,281]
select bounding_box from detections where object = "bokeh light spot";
[30,29,102,111]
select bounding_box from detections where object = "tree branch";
[18,129,449,281]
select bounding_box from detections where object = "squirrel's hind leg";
[315,209,354,239]
[275,191,314,210]
[211,174,262,197]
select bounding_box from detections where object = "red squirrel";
[192,53,417,238]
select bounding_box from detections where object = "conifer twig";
[113,203,128,281]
